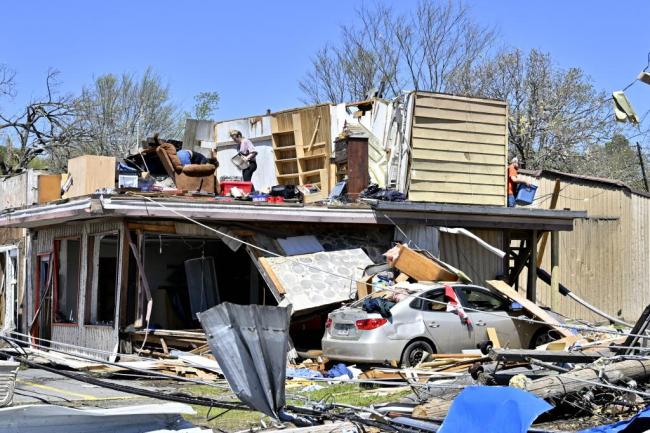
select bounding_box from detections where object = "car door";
[416,288,475,353]
[456,286,523,348]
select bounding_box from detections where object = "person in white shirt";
[229,129,257,182]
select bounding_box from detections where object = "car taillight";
[355,318,387,330]
[325,318,332,329]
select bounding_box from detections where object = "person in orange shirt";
[507,157,531,207]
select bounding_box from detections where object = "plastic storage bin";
[220,181,253,195]
[516,184,537,205]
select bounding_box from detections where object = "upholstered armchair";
[156,143,218,194]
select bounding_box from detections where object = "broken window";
[459,287,507,312]
[85,233,119,325]
[54,238,81,324]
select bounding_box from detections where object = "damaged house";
[0,91,587,358]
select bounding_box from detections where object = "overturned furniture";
[156,142,218,194]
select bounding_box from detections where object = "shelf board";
[276,173,300,179]
[301,169,325,177]
[299,154,327,161]
[276,157,298,162]
[272,130,295,135]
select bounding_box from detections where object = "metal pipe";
[536,268,632,327]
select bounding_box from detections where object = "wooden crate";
[63,155,116,198]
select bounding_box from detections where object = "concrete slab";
[13,367,162,408]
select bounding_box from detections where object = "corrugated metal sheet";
[408,92,508,205]
[394,224,440,257]
[29,220,123,357]
[439,229,504,285]
[518,173,650,322]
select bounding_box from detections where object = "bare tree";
[74,67,180,158]
[0,69,81,174]
[448,49,612,171]
[0,64,16,99]
[299,1,495,103]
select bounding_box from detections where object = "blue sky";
[1,1,649,132]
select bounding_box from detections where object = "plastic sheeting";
[197,303,290,418]
[438,386,552,433]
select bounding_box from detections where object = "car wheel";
[401,340,435,367]
[529,328,560,349]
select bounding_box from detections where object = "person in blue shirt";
[177,148,218,167]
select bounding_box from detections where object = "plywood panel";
[412,138,505,155]
[64,155,116,198]
[412,127,506,145]
[414,106,506,126]
[37,174,62,204]
[412,148,505,165]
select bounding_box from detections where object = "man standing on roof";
[507,157,531,207]
[230,129,258,183]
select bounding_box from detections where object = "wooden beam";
[488,348,600,363]
[127,222,176,234]
[550,231,560,293]
[486,279,573,338]
[536,179,561,266]
[527,230,537,302]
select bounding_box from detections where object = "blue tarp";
[578,406,650,433]
[438,386,552,433]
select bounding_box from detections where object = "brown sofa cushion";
[158,143,183,174]
[182,164,216,177]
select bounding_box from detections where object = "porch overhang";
[0,195,585,231]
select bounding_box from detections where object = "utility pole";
[636,142,649,191]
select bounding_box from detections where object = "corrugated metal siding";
[439,229,504,285]
[29,220,123,357]
[408,92,508,205]
[394,224,440,257]
[518,174,649,322]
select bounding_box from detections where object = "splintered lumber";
[486,279,573,338]
[413,357,650,419]
[486,327,501,349]
[390,244,458,282]
[488,348,602,364]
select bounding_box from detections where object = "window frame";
[85,231,120,326]
[409,288,448,312]
[456,285,510,312]
[52,237,82,326]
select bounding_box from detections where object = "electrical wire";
[128,194,650,341]
[7,352,250,410]
[0,334,230,389]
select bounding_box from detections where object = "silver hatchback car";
[322,283,558,366]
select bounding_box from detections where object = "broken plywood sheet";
[486,280,574,338]
[260,249,373,311]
